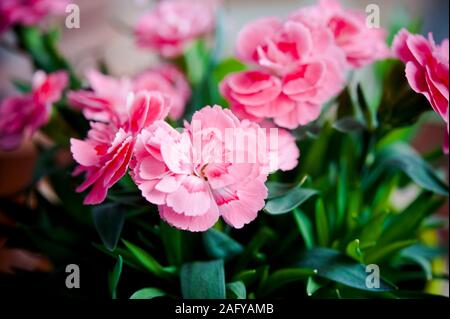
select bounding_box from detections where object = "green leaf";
[12,79,31,93]
[366,240,417,264]
[297,248,396,292]
[265,187,318,215]
[306,276,322,296]
[160,221,184,267]
[122,240,175,280]
[293,209,314,249]
[226,281,246,299]
[233,227,275,273]
[92,203,125,252]
[346,239,363,263]
[376,192,444,247]
[203,228,244,261]
[180,260,226,299]
[130,288,167,300]
[315,199,329,247]
[184,39,209,85]
[369,144,448,196]
[212,57,246,83]
[333,117,366,133]
[266,182,295,200]
[108,255,123,299]
[259,268,317,297]
[399,245,446,281]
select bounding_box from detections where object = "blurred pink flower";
[69,67,190,122]
[130,106,269,231]
[0,0,69,33]
[71,91,171,204]
[133,64,191,120]
[134,0,216,57]
[0,70,68,150]
[392,29,449,153]
[290,0,389,68]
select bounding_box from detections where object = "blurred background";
[0,0,449,295]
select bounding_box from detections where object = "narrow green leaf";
[226,281,246,299]
[108,255,123,299]
[306,276,322,296]
[333,117,366,133]
[122,240,174,280]
[346,239,363,262]
[130,288,167,299]
[92,203,124,251]
[265,187,318,215]
[297,248,396,292]
[315,199,329,247]
[180,260,226,299]
[293,209,314,249]
[365,240,417,264]
[259,268,317,297]
[203,228,244,261]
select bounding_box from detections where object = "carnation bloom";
[133,64,191,120]
[71,91,171,204]
[290,0,389,68]
[392,29,449,152]
[0,0,68,33]
[0,70,68,150]
[228,14,346,129]
[69,67,189,122]
[134,0,216,57]
[130,106,270,231]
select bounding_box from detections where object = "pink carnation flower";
[130,106,270,231]
[220,67,341,129]
[392,29,449,152]
[71,91,171,204]
[0,70,68,150]
[290,0,389,68]
[133,64,191,120]
[0,0,69,33]
[69,67,190,122]
[134,0,216,58]
[228,13,346,129]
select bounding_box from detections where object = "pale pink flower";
[71,91,171,204]
[0,70,68,150]
[290,0,389,68]
[134,0,216,57]
[133,64,191,120]
[130,106,269,231]
[392,29,449,145]
[0,0,69,33]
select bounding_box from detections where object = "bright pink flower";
[220,69,336,129]
[133,64,191,120]
[392,29,449,136]
[0,0,69,33]
[131,106,270,231]
[0,70,68,150]
[290,0,389,68]
[71,91,171,204]
[134,0,216,57]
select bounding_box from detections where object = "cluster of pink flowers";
[0,71,68,150]
[392,29,449,153]
[221,0,389,129]
[0,0,68,33]
[134,0,216,58]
